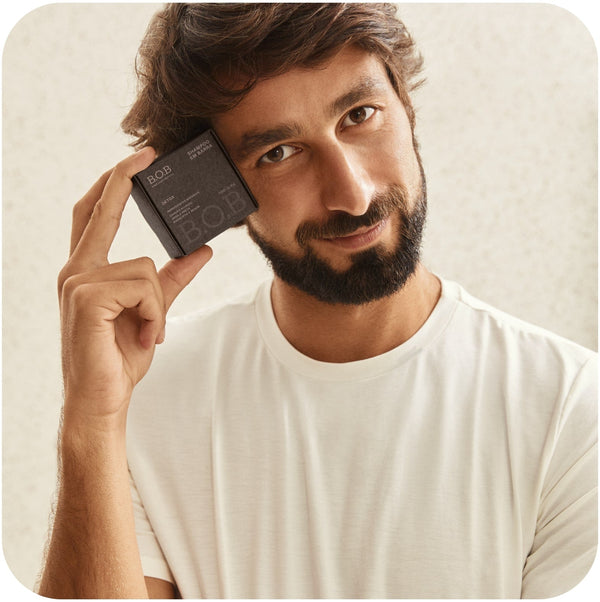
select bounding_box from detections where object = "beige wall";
[2,2,597,593]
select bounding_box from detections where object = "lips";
[322,218,389,250]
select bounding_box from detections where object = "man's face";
[212,45,427,305]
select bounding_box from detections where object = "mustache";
[295,185,409,247]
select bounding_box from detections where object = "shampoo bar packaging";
[131,129,258,258]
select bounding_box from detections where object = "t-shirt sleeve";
[129,468,175,584]
[521,356,598,598]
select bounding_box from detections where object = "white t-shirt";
[127,278,597,598]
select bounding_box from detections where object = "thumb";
[159,245,213,311]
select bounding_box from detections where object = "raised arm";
[38,148,212,598]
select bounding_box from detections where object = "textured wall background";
[2,2,597,594]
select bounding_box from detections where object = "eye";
[342,106,376,128]
[258,144,299,165]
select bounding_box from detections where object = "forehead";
[212,46,394,143]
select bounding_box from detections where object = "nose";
[317,143,376,216]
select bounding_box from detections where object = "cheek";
[245,187,302,245]
[382,130,422,196]
[244,170,321,238]
[383,104,422,183]
[365,118,414,177]
[241,174,281,235]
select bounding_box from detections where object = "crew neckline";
[254,277,458,381]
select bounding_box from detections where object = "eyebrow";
[329,76,389,118]
[235,123,304,161]
[233,76,389,161]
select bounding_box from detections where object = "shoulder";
[131,281,270,405]
[149,278,277,366]
[440,278,597,416]
[169,282,265,337]
[442,278,595,366]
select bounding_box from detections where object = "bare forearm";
[39,415,148,599]
[43,148,211,598]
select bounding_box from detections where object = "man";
[39,3,596,599]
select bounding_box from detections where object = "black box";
[131,129,258,258]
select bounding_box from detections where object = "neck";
[270,264,441,363]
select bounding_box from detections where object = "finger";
[69,279,164,349]
[73,147,156,264]
[61,256,165,311]
[159,245,213,311]
[70,170,112,256]
[113,282,164,350]
[59,257,166,326]
[138,314,164,350]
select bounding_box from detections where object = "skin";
[38,151,211,599]
[213,46,440,362]
[39,45,439,598]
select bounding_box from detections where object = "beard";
[246,172,427,306]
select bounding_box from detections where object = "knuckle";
[140,278,157,298]
[112,161,130,181]
[138,255,157,273]
[61,274,84,301]
[162,262,182,287]
[71,201,82,221]
[72,198,90,220]
[57,262,77,294]
[68,281,92,307]
[91,199,122,226]
[57,267,69,293]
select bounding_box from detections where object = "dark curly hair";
[121,3,424,154]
